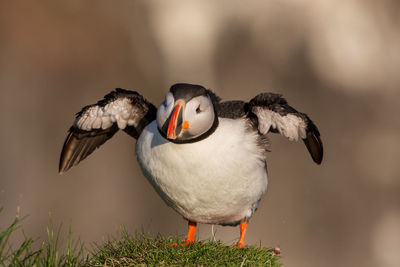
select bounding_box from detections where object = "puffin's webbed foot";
[170,221,197,247]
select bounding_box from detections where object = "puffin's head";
[157,83,219,143]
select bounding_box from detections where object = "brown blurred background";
[1,0,400,266]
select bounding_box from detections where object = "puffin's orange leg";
[236,221,248,248]
[183,221,197,245]
[170,221,197,247]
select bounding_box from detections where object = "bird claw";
[169,241,194,247]
[235,242,245,249]
[229,242,245,249]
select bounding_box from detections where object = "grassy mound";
[0,210,280,266]
[86,233,280,266]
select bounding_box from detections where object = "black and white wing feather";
[248,93,323,164]
[59,88,157,173]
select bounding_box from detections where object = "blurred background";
[1,0,399,266]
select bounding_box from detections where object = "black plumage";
[217,101,247,119]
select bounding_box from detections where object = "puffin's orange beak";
[166,103,183,139]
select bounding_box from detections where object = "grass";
[0,209,280,266]
[0,209,84,266]
[86,231,280,266]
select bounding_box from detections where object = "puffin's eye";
[196,105,202,113]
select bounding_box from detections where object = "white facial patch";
[156,92,174,130]
[183,95,215,139]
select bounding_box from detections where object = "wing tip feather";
[58,130,76,173]
[58,125,120,173]
[303,130,324,165]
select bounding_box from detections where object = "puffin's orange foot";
[183,240,194,246]
[235,242,245,249]
[169,240,194,247]
[170,221,197,248]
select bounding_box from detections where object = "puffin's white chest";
[135,119,268,225]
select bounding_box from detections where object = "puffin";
[59,83,323,248]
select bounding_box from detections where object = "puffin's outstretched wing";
[59,88,157,173]
[248,93,323,164]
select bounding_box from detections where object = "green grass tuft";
[0,208,85,266]
[85,230,280,267]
